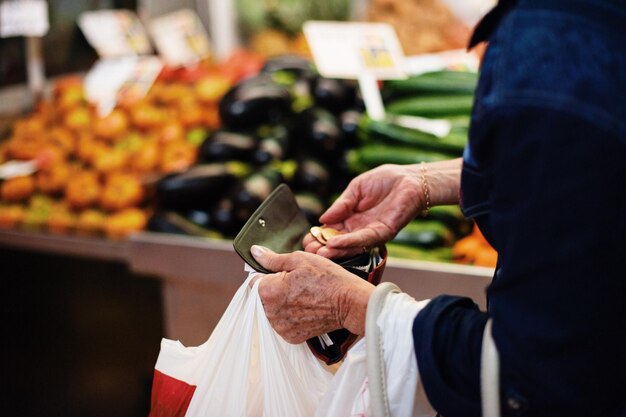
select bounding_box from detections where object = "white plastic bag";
[315,291,435,417]
[149,266,333,417]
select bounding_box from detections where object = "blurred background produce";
[0,51,495,265]
[233,0,489,58]
[0,49,264,239]
[235,0,351,58]
[0,0,497,266]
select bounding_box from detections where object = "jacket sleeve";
[412,296,488,417]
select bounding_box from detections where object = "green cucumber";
[425,205,472,238]
[387,95,474,118]
[392,220,455,248]
[383,70,478,98]
[387,243,454,262]
[358,116,467,155]
[346,145,450,173]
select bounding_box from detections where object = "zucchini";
[346,145,450,173]
[358,116,467,155]
[383,70,478,98]
[386,95,474,118]
[387,243,454,262]
[425,205,472,238]
[392,220,455,248]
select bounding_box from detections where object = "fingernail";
[251,245,268,258]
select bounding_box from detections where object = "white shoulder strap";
[481,319,501,417]
[366,282,401,417]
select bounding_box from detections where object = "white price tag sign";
[78,10,152,58]
[303,21,406,80]
[117,56,163,106]
[305,21,407,121]
[149,9,212,67]
[84,56,162,116]
[0,0,49,38]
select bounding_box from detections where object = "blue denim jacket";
[413,1,626,416]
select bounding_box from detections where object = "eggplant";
[186,209,213,229]
[252,125,291,165]
[293,158,332,197]
[261,55,318,81]
[155,164,238,211]
[207,167,285,236]
[211,197,244,237]
[219,75,292,129]
[313,78,357,114]
[199,130,258,163]
[148,212,191,235]
[339,109,363,148]
[232,168,284,217]
[294,107,345,160]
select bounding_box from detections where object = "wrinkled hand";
[304,164,424,258]
[251,245,374,344]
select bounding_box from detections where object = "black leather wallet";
[233,184,387,364]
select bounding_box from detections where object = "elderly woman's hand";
[304,159,463,259]
[250,245,374,343]
[303,164,425,259]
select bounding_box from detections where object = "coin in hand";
[310,226,327,244]
[321,227,342,242]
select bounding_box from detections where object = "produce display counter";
[0,229,493,346]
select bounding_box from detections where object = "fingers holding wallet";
[250,245,374,343]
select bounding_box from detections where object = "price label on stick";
[0,0,49,38]
[78,10,152,58]
[117,57,163,106]
[84,56,162,116]
[149,9,212,67]
[303,21,406,80]
[304,21,407,121]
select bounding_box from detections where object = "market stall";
[0,228,492,344]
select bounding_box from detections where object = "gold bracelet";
[419,162,430,217]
